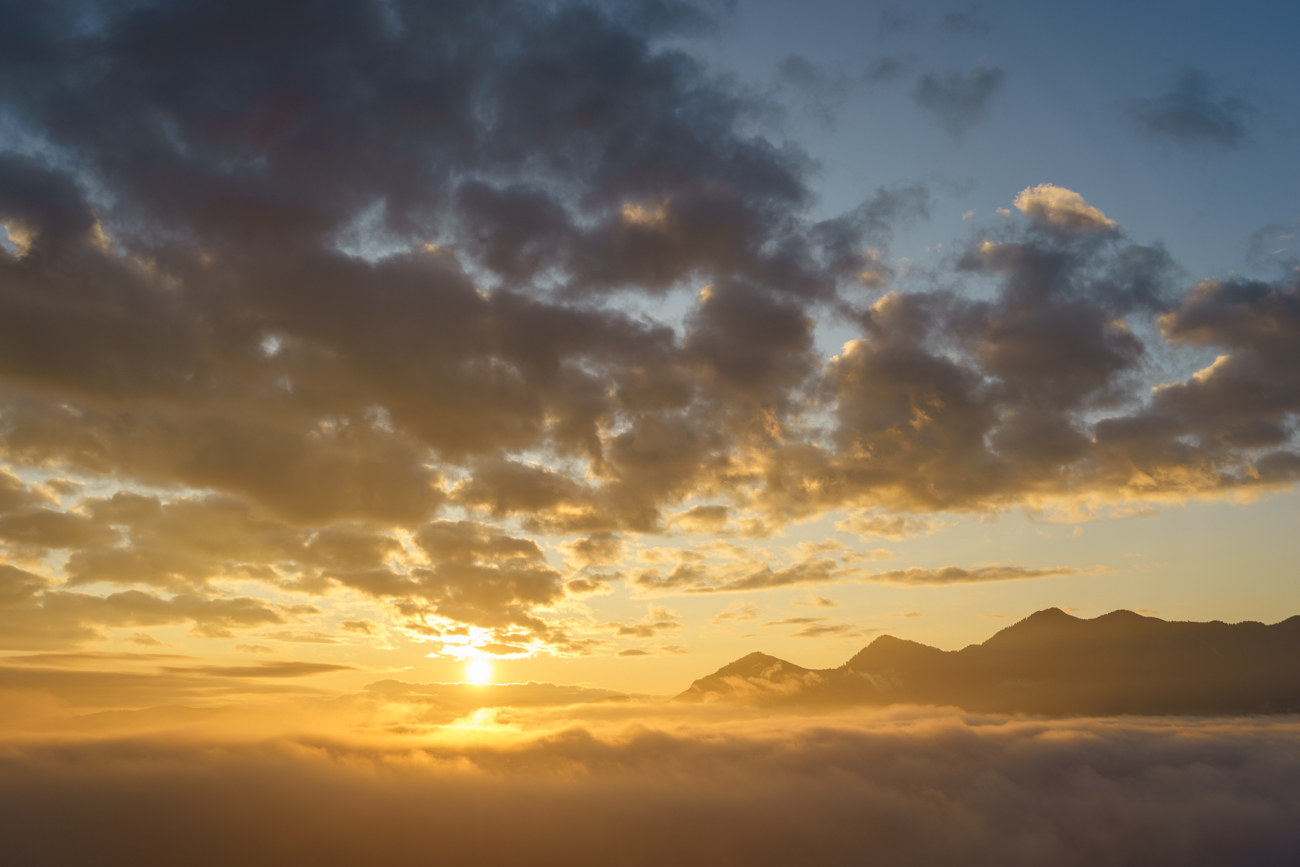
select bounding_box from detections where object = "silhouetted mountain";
[675,652,824,703]
[677,609,1300,715]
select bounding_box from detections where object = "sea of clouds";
[3,693,1298,865]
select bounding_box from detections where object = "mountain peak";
[712,651,793,676]
[980,607,1086,647]
[1026,607,1080,622]
[677,608,1300,715]
[846,634,947,671]
[674,651,821,702]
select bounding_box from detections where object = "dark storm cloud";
[1124,67,1255,150]
[912,65,1006,137]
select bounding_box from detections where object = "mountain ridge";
[678,608,1300,715]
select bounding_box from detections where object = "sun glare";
[465,658,493,684]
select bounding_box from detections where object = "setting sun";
[465,658,493,684]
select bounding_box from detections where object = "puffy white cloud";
[1013,184,1119,234]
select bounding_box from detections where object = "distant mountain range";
[677,609,1300,715]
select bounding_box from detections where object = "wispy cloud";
[912,65,1006,136]
[1124,67,1255,150]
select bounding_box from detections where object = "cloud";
[159,661,355,679]
[0,710,1297,865]
[840,548,896,564]
[912,65,1006,136]
[939,7,991,34]
[0,570,303,650]
[1124,67,1255,150]
[0,0,902,552]
[0,657,347,707]
[836,512,937,540]
[668,505,730,534]
[613,606,682,638]
[761,616,871,639]
[560,533,625,567]
[1107,279,1300,470]
[711,602,758,625]
[791,596,837,608]
[43,477,84,498]
[762,616,824,627]
[865,565,1085,585]
[617,642,688,656]
[565,576,614,596]
[1013,184,1119,235]
[0,0,1295,661]
[1247,219,1299,273]
[774,54,855,127]
[633,557,848,594]
[864,56,914,85]
[258,631,340,645]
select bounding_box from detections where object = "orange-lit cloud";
[1013,183,1119,234]
[0,0,1295,666]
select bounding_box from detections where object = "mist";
[3,697,1300,865]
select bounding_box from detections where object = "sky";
[6,3,1300,862]
[0,0,1298,703]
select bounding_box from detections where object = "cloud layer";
[1,707,1298,866]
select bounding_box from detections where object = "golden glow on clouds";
[0,1,1296,860]
[1013,183,1119,232]
[1192,354,1233,383]
[620,199,671,227]
[0,219,34,256]
[1,678,1298,864]
[0,0,1296,687]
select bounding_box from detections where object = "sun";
[465,658,493,684]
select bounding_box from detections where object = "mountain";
[677,609,1300,715]
[674,652,826,703]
